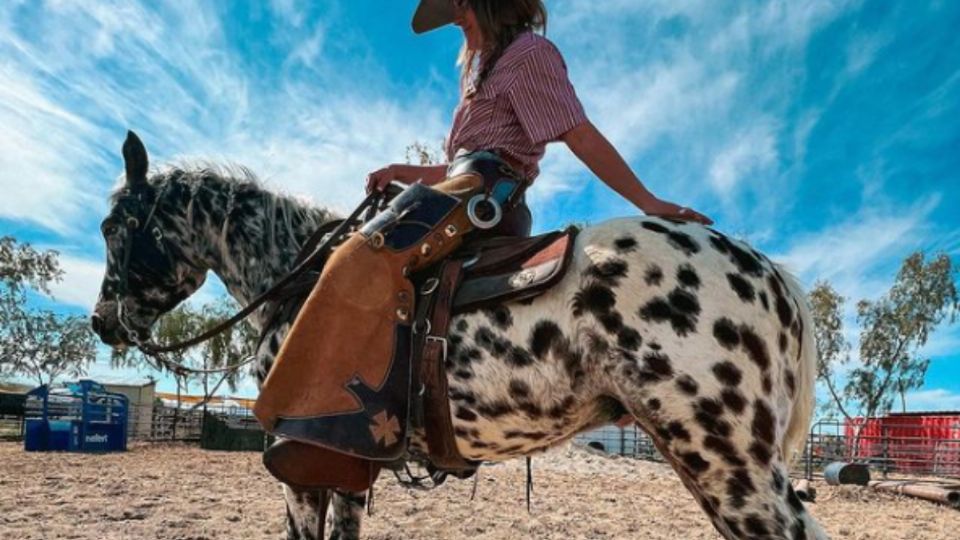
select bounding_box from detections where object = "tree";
[0,236,96,386]
[809,252,959,420]
[4,310,97,387]
[113,305,204,436]
[113,296,258,426]
[197,298,258,411]
[405,141,444,166]
[807,281,852,420]
[847,252,958,418]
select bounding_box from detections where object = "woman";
[254,0,710,491]
[368,0,712,226]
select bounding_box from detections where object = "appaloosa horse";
[92,132,828,539]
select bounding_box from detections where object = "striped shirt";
[445,31,587,181]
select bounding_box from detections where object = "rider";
[254,0,711,485]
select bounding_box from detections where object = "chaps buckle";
[425,335,448,362]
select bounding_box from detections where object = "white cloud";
[843,32,892,78]
[269,0,307,29]
[918,327,960,359]
[46,254,105,310]
[0,65,106,232]
[708,121,779,194]
[903,388,960,412]
[772,195,941,300]
[0,0,450,240]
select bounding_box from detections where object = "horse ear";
[122,130,149,187]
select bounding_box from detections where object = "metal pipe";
[868,480,960,508]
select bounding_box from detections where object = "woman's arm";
[562,121,712,225]
[366,163,448,193]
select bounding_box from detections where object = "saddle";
[261,225,578,490]
[411,226,578,470]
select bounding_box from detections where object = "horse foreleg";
[328,491,366,540]
[283,486,365,540]
[283,485,327,539]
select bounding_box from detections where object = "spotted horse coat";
[92,133,827,540]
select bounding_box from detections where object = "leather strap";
[420,260,473,471]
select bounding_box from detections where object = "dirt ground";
[1,442,957,540]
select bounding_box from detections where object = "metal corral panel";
[25,380,128,452]
[103,382,155,439]
[845,413,960,476]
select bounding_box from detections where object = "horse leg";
[328,491,366,540]
[608,356,827,539]
[282,486,365,540]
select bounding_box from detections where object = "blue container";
[24,380,128,453]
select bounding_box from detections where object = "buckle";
[425,335,448,362]
[420,277,440,295]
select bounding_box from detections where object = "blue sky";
[1,1,958,411]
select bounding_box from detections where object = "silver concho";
[509,269,536,289]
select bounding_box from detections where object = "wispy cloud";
[773,195,941,297]
[903,388,960,412]
[708,121,779,195]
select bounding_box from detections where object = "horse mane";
[110,161,337,263]
[112,159,335,217]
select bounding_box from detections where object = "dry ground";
[1,442,957,539]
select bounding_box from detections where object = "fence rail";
[0,414,25,441]
[574,418,960,480]
[802,418,960,479]
[2,401,262,443]
[7,403,960,480]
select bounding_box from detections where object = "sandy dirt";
[1,442,957,539]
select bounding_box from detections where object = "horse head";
[91,131,207,346]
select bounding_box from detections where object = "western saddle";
[259,171,578,495]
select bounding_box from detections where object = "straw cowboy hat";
[412,0,456,34]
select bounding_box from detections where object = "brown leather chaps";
[254,174,486,463]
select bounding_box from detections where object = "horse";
[91,132,828,539]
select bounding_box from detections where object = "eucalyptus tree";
[1,236,96,386]
[808,252,958,420]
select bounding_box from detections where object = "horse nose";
[90,313,103,335]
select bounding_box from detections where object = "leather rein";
[114,188,387,375]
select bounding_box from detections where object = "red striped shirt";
[445,31,587,181]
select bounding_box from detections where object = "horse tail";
[776,265,817,465]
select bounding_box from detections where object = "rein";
[115,190,387,375]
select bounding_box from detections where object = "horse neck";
[166,172,335,317]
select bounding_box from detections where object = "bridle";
[112,184,387,376]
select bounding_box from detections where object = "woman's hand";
[365,163,449,193]
[640,197,713,225]
[366,164,402,194]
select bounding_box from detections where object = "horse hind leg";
[610,374,827,538]
[283,486,365,540]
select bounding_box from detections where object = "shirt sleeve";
[506,42,588,145]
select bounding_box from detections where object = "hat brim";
[412,0,456,34]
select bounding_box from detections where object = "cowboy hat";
[412,0,456,34]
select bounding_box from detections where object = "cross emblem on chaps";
[369,410,401,447]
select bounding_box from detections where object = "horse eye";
[103,225,119,237]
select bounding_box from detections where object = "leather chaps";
[254,152,526,491]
